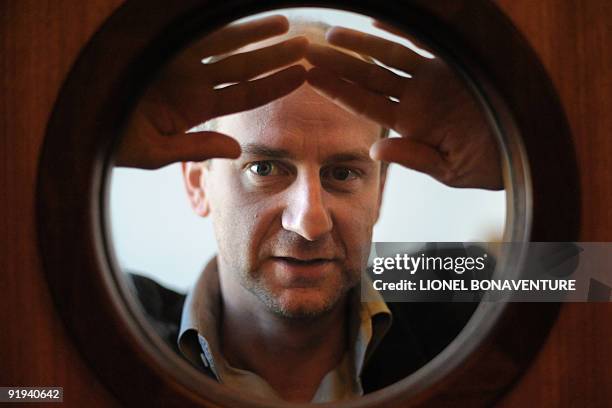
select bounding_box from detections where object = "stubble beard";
[238,264,361,319]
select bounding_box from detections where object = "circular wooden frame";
[37,1,579,407]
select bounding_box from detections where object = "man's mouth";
[269,256,337,278]
[273,256,334,265]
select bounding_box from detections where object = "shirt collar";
[178,257,392,397]
[178,258,224,377]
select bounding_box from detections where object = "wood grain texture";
[1,0,611,407]
[0,1,122,406]
[495,1,612,406]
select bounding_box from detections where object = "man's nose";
[281,172,333,241]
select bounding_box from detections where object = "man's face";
[185,85,384,318]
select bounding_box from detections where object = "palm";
[116,15,308,169]
[305,24,502,190]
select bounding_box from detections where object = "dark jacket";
[129,272,478,393]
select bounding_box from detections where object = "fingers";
[326,26,424,74]
[210,65,307,117]
[116,110,240,169]
[197,15,290,57]
[305,43,407,98]
[372,20,408,39]
[372,20,434,55]
[208,36,308,84]
[370,138,451,182]
[160,131,241,165]
[307,67,398,129]
[116,112,241,169]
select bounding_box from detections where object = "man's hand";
[116,15,308,169]
[305,22,503,190]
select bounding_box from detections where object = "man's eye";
[248,161,277,177]
[328,167,357,181]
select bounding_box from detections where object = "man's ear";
[182,161,211,217]
[374,163,389,223]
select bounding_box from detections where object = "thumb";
[370,137,449,181]
[159,131,241,166]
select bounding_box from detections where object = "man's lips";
[268,256,338,278]
[272,256,335,265]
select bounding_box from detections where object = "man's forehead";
[216,86,381,159]
[240,142,373,165]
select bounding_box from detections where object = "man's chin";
[258,288,343,319]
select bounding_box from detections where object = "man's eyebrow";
[324,150,374,164]
[240,144,373,163]
[240,143,294,159]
